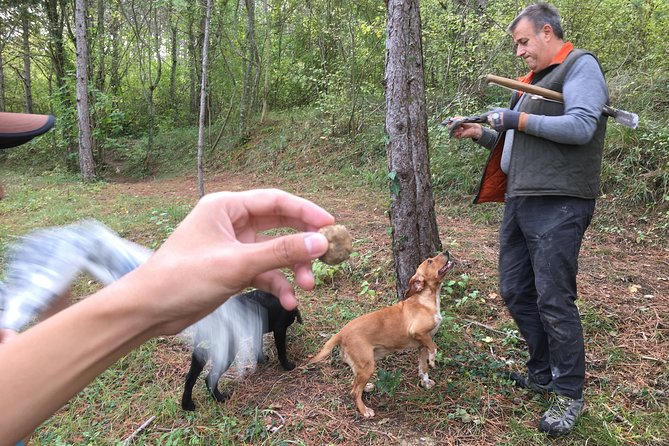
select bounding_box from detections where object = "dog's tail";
[309,332,341,363]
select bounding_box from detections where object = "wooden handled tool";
[485,74,639,129]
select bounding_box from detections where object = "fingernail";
[304,233,328,256]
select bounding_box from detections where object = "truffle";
[318,225,352,265]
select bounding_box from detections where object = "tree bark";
[197,0,212,197]
[385,0,441,300]
[75,0,96,181]
[21,5,33,114]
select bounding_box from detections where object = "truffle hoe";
[485,74,639,129]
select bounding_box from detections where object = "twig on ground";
[122,415,156,445]
[464,319,521,340]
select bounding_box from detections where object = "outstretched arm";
[0,189,333,445]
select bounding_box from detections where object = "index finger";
[209,189,335,232]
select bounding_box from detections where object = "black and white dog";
[181,289,302,411]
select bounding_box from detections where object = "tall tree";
[385,0,441,299]
[239,0,259,137]
[197,0,212,197]
[167,0,180,126]
[259,0,271,123]
[186,0,202,118]
[75,0,95,181]
[94,0,106,92]
[108,8,121,96]
[44,0,77,169]
[20,4,33,113]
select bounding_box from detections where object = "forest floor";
[11,164,668,445]
[96,169,669,445]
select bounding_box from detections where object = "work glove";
[484,108,528,132]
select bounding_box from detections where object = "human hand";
[442,116,485,140]
[448,119,484,140]
[484,109,528,132]
[137,189,334,335]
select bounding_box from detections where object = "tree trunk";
[197,0,212,197]
[95,0,106,92]
[187,3,202,118]
[385,0,441,300]
[44,0,77,170]
[188,28,198,117]
[168,0,179,126]
[145,4,162,166]
[109,11,121,95]
[75,0,96,181]
[21,6,33,114]
[240,0,258,137]
[406,0,441,261]
[260,0,270,123]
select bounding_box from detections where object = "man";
[448,2,608,437]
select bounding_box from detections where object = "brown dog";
[310,251,454,418]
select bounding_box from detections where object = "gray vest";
[506,50,608,199]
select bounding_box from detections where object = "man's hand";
[444,116,484,140]
[484,109,528,132]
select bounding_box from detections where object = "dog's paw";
[212,389,231,403]
[181,400,196,411]
[364,382,375,393]
[362,407,376,418]
[420,378,435,389]
[281,361,296,371]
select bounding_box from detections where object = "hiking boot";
[539,395,585,436]
[507,372,554,394]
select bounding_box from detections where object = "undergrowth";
[4,104,668,244]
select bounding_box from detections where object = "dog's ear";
[404,274,424,299]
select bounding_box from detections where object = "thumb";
[245,232,329,276]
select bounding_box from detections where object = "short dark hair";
[508,2,564,40]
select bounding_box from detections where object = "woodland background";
[1,1,669,444]
[1,0,668,230]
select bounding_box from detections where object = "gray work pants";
[499,195,595,399]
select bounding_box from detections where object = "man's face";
[512,17,551,72]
